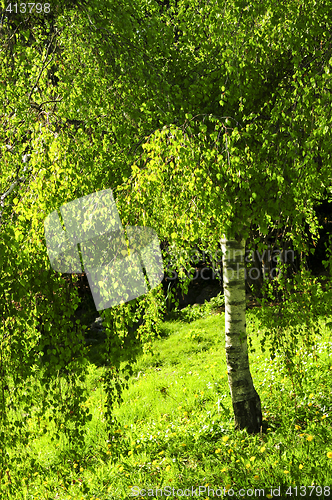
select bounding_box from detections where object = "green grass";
[2,297,332,499]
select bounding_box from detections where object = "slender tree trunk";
[221,234,262,434]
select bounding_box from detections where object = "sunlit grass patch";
[2,305,332,498]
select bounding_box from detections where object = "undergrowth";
[1,292,332,499]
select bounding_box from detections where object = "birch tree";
[112,0,332,433]
[1,0,331,438]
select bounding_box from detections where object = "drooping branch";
[0,164,31,229]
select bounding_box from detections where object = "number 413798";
[6,3,51,13]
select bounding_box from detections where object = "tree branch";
[28,33,58,102]
[0,166,31,229]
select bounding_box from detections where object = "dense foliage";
[1,0,332,487]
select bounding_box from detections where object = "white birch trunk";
[221,234,262,433]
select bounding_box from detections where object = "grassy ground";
[2,296,332,499]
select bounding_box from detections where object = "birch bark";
[221,235,262,433]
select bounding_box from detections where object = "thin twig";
[28,34,57,102]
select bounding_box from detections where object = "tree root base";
[233,390,262,434]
